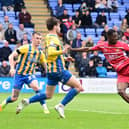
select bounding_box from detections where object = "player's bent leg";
[29,80,50,114]
[16,98,29,114]
[46,85,56,99]
[55,75,83,118]
[117,82,129,103]
[0,89,20,111]
[16,85,56,114]
[66,75,84,92]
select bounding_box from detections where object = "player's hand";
[66,56,75,62]
[63,44,71,54]
[10,68,15,77]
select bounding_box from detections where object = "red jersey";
[91,41,129,72]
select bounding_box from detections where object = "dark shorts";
[47,70,72,86]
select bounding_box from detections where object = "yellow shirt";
[16,44,46,75]
[44,34,65,73]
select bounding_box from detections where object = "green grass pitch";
[0,93,129,129]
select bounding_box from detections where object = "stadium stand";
[47,0,129,77]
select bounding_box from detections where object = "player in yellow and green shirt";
[0,32,49,114]
[16,17,84,118]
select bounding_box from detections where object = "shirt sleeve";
[91,44,101,51]
[47,40,63,56]
[40,52,46,63]
[17,45,28,54]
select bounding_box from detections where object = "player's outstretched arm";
[70,47,91,52]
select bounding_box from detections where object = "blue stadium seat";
[91,12,98,22]
[5,11,15,17]
[63,4,73,10]
[118,5,126,12]
[12,20,19,26]
[85,28,96,35]
[25,28,34,40]
[119,11,126,19]
[107,72,117,78]
[68,10,74,16]
[107,21,114,27]
[91,12,98,18]
[81,35,86,40]
[110,13,121,21]
[77,28,85,35]
[96,28,104,35]
[113,20,122,27]
[49,2,57,9]
[13,26,19,30]
[10,44,16,51]
[73,4,80,11]
[0,11,4,17]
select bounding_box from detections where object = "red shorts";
[117,74,129,83]
[117,63,129,83]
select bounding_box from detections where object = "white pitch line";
[66,108,129,115]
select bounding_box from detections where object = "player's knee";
[11,97,18,101]
[118,89,125,96]
[75,86,84,92]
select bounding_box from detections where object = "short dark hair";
[46,17,59,30]
[32,31,41,36]
[107,29,116,37]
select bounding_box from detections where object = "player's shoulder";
[45,34,60,45]
[22,44,29,48]
[18,44,29,50]
[117,40,126,44]
[116,40,128,47]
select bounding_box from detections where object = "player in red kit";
[70,29,129,104]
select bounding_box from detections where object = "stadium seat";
[107,72,117,78]
[49,2,57,9]
[67,10,74,16]
[77,28,85,35]
[10,44,16,51]
[12,20,19,26]
[85,28,96,36]
[63,4,73,10]
[118,5,126,12]
[81,35,86,40]
[13,26,19,30]
[113,20,122,27]
[107,21,114,27]
[96,28,104,36]
[5,11,15,17]
[110,13,121,21]
[91,12,98,18]
[24,28,34,40]
[119,11,126,19]
[73,4,80,11]
[0,11,4,17]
